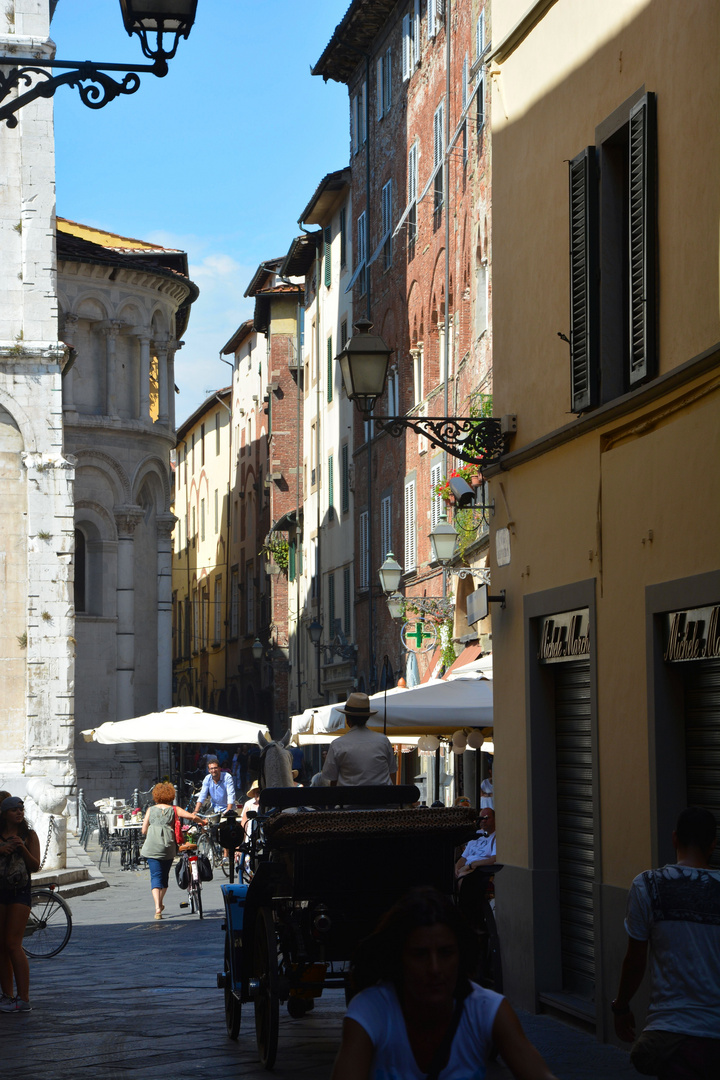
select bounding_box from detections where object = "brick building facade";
[313,0,492,692]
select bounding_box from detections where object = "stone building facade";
[57,221,197,802]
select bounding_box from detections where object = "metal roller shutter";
[684,659,720,869]
[555,660,595,999]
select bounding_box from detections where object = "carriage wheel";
[224,938,242,1040]
[253,906,279,1069]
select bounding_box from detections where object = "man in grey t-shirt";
[612,806,720,1078]
[321,693,395,787]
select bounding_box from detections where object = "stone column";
[155,338,169,427]
[168,340,181,432]
[114,507,143,721]
[156,513,176,710]
[60,314,79,412]
[102,321,122,417]
[137,330,152,421]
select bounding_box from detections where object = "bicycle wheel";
[189,879,203,919]
[24,890,72,958]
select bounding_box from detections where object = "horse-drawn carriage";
[216,782,478,1069]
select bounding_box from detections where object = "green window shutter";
[569,146,599,412]
[289,539,296,582]
[298,540,303,576]
[328,454,334,521]
[328,572,336,635]
[324,226,332,287]
[341,443,349,513]
[327,336,333,403]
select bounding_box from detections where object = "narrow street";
[2,844,635,1080]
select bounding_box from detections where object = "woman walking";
[0,796,41,1013]
[140,783,203,920]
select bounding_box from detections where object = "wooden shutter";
[413,0,421,65]
[404,479,416,572]
[360,511,369,588]
[381,495,392,560]
[569,147,599,413]
[377,56,384,120]
[360,81,366,143]
[328,572,336,635]
[327,336,333,403]
[324,226,331,287]
[384,48,392,111]
[628,93,657,387]
[343,565,352,635]
[462,55,468,111]
[289,539,296,582]
[476,12,485,57]
[341,443,349,513]
[430,460,444,529]
[428,0,437,39]
[328,454,334,519]
[402,15,411,80]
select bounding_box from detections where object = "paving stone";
[2,847,634,1079]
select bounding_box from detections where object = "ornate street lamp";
[0,1,197,127]
[378,551,402,595]
[429,515,458,565]
[337,319,506,469]
[251,637,264,662]
[306,619,356,661]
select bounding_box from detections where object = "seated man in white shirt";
[321,693,395,787]
[455,807,496,881]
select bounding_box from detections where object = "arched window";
[74,529,87,613]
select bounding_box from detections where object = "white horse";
[257,729,295,792]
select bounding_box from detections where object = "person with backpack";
[0,796,40,1013]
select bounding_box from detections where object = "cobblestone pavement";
[2,844,635,1079]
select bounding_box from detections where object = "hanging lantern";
[452,729,467,750]
[466,730,485,749]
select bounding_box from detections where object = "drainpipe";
[443,0,452,601]
[216,371,233,709]
[364,51,377,694]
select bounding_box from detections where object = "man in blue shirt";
[194,757,236,815]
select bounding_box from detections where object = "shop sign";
[538,609,590,664]
[664,605,720,662]
[495,527,511,567]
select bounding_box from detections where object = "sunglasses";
[479,815,493,821]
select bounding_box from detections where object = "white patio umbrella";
[446,654,493,680]
[318,676,493,737]
[82,705,266,745]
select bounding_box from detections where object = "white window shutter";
[428,0,436,39]
[381,495,392,560]
[477,12,485,58]
[377,57,384,121]
[350,97,356,154]
[402,14,410,80]
[413,0,421,65]
[430,461,444,529]
[404,480,417,572]
[462,54,468,110]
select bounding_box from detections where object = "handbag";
[0,848,29,890]
[175,853,190,889]
[173,807,185,848]
[196,852,213,882]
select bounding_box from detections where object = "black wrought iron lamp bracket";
[313,641,358,663]
[0,55,172,127]
[371,415,504,469]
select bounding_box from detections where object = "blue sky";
[52,0,350,422]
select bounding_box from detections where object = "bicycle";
[24,884,72,959]
[177,843,204,919]
[195,816,230,878]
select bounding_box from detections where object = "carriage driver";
[194,757,236,815]
[321,693,395,787]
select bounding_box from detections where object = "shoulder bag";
[0,847,29,890]
[173,807,185,847]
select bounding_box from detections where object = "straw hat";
[335,692,377,720]
[246,780,261,797]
